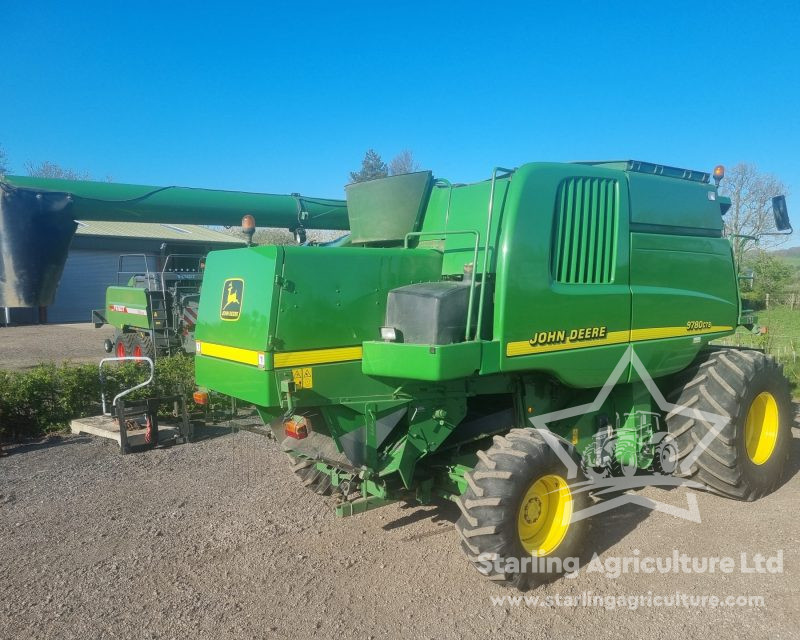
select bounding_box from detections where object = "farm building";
[4,222,244,324]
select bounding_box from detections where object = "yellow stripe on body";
[506,325,734,358]
[629,325,733,341]
[196,341,362,368]
[273,346,363,368]
[196,341,263,366]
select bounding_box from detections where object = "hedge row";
[0,355,197,440]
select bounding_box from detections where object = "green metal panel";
[195,356,278,406]
[361,341,481,381]
[551,176,619,284]
[628,172,722,232]
[418,178,510,276]
[194,245,283,352]
[628,232,737,379]
[105,286,151,330]
[495,163,632,388]
[274,247,442,353]
[345,171,432,244]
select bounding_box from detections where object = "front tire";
[456,429,590,589]
[664,348,792,500]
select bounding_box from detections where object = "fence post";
[766,293,770,309]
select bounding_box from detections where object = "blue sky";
[2,2,799,235]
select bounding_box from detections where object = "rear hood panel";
[195,245,282,353]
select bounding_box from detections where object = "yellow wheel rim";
[744,391,779,465]
[516,474,573,556]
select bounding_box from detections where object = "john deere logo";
[220,278,244,321]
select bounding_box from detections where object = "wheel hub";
[516,474,573,556]
[521,495,543,525]
[745,391,779,465]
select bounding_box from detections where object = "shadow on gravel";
[1,434,93,456]
[382,499,460,533]
[190,423,240,443]
[380,492,652,563]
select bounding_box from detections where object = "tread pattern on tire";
[132,333,156,361]
[664,347,791,501]
[455,428,590,589]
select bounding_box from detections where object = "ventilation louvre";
[552,177,619,284]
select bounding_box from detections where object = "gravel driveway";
[0,323,114,370]
[1,421,798,640]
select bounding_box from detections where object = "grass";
[713,305,800,394]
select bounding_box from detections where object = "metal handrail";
[475,167,514,340]
[99,356,155,415]
[404,229,481,341]
[116,253,157,286]
[158,253,205,294]
[434,178,454,230]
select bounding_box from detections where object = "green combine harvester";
[0,161,793,588]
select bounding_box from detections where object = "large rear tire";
[664,348,792,501]
[456,429,590,589]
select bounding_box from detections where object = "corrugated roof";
[74,220,246,244]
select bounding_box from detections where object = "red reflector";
[285,416,309,439]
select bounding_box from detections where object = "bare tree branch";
[24,160,93,181]
[0,144,8,175]
[389,150,419,176]
[720,163,789,266]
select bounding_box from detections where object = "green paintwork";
[276,246,443,352]
[335,496,395,517]
[361,341,481,381]
[196,245,283,352]
[495,164,633,387]
[552,176,619,284]
[2,175,349,230]
[105,286,151,330]
[346,171,432,244]
[187,159,745,508]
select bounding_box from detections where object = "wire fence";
[715,332,799,362]
[713,299,800,377]
[762,293,800,309]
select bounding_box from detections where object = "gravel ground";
[1,421,798,640]
[0,323,114,370]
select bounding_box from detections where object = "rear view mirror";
[772,195,792,232]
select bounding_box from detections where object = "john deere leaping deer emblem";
[220,278,244,321]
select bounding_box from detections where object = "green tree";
[349,149,388,183]
[750,251,792,300]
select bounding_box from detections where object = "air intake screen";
[551,177,619,284]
